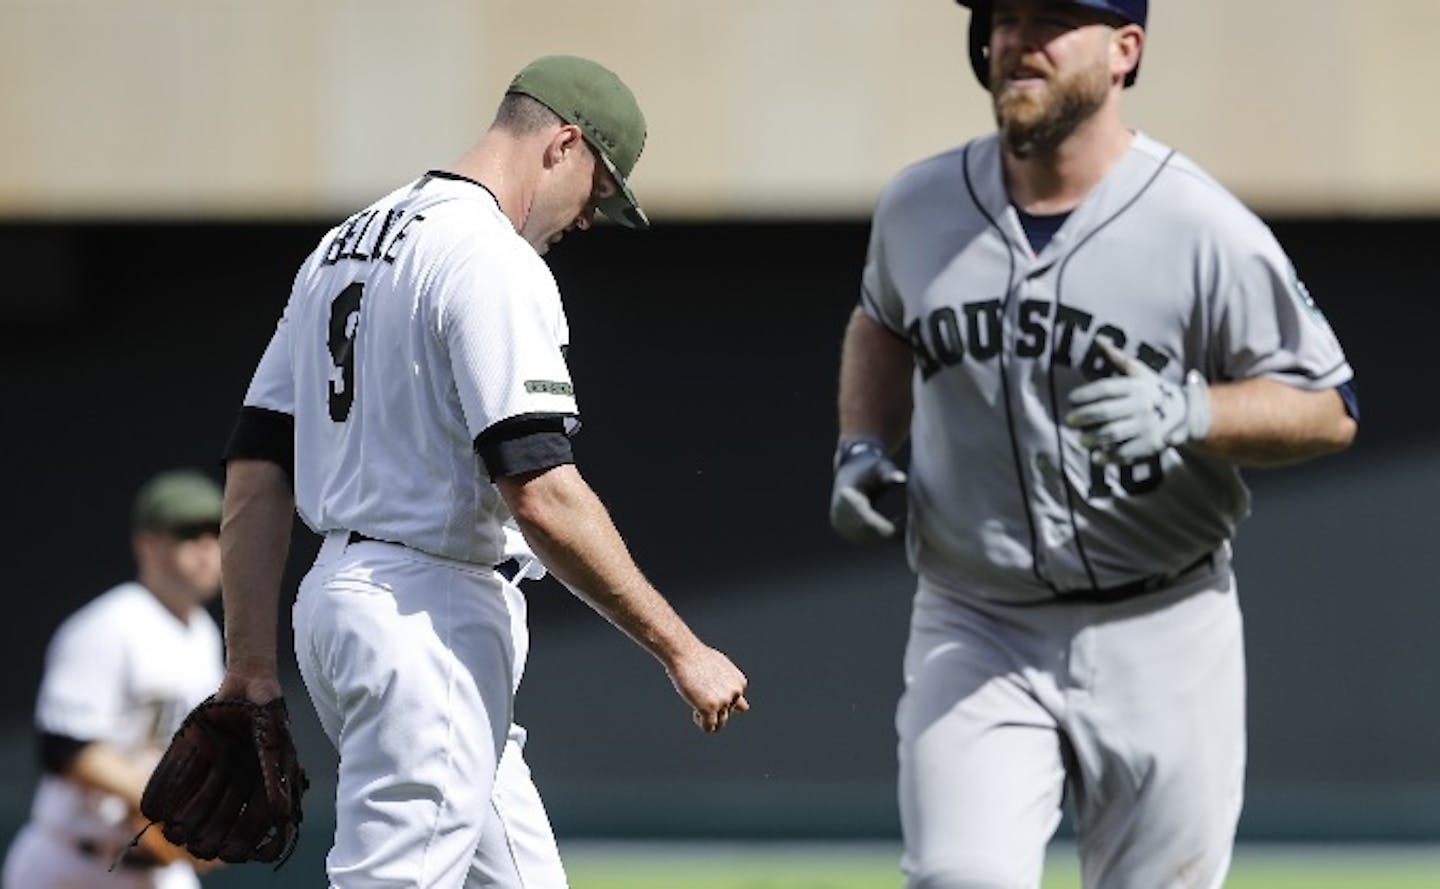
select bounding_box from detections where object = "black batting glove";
[829,437,907,544]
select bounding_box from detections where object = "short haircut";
[493,93,564,135]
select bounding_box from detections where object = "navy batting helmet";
[954,0,1148,90]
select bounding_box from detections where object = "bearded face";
[991,45,1113,158]
[985,0,1134,161]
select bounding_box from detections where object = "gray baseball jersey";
[862,131,1352,603]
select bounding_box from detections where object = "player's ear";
[1109,24,1143,83]
[544,125,585,169]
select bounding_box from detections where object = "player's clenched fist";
[1065,340,1211,464]
[830,437,907,543]
[665,644,749,733]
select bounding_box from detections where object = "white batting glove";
[830,437,907,543]
[1065,340,1211,465]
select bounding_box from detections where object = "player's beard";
[992,58,1111,159]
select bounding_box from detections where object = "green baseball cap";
[506,54,650,229]
[132,469,223,535]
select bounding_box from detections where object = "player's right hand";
[1065,340,1211,464]
[666,645,749,734]
[829,438,907,544]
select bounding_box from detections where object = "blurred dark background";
[2,218,1437,884]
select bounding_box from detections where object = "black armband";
[224,406,295,482]
[39,730,91,775]
[475,413,575,479]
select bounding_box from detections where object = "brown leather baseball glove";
[138,696,308,867]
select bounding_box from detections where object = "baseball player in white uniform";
[3,470,226,889]
[830,2,1358,887]
[216,55,749,889]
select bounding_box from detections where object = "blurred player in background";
[3,469,225,889]
[831,1,1358,887]
[216,54,748,888]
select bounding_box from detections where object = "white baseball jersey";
[862,132,1352,603]
[242,171,575,887]
[243,172,578,566]
[27,582,222,842]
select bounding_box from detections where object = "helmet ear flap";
[968,3,992,89]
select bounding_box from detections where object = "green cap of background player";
[132,469,223,535]
[506,54,650,230]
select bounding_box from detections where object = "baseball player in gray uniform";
[830,2,1358,887]
[215,55,748,889]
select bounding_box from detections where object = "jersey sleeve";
[1211,228,1352,390]
[437,246,579,441]
[860,202,908,336]
[242,290,298,415]
[228,284,300,473]
[34,612,125,741]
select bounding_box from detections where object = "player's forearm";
[64,744,201,865]
[838,307,914,452]
[219,459,295,680]
[501,466,703,666]
[1197,378,1356,467]
[65,742,152,807]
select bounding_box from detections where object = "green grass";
[561,842,1440,889]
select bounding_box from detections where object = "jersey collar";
[421,170,503,215]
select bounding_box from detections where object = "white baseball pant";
[294,532,567,889]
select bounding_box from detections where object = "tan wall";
[1,0,1436,218]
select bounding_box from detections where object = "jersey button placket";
[1016,270,1071,587]
[1002,273,1048,586]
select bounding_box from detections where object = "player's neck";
[1001,107,1134,215]
[447,132,540,236]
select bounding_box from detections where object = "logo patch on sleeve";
[1290,269,1332,330]
[525,380,574,396]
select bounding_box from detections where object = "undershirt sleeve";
[1337,378,1360,421]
